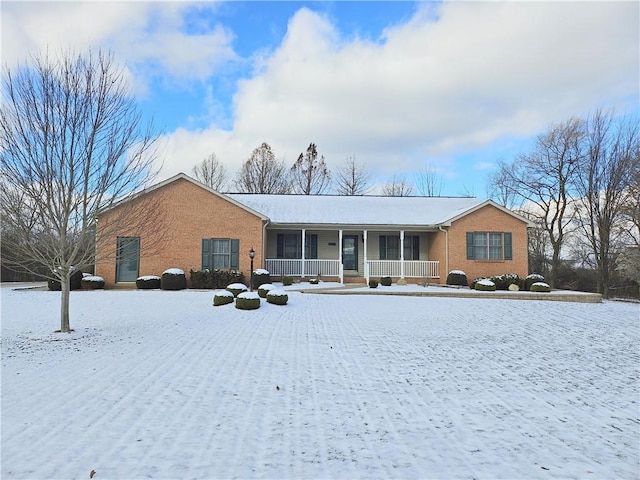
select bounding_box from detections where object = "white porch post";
[363,230,368,282]
[400,230,405,279]
[301,229,306,278]
[339,229,344,284]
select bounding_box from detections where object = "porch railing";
[366,260,439,279]
[265,259,341,277]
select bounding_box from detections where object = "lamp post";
[249,247,255,291]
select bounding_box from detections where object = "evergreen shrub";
[282,276,294,286]
[446,270,468,286]
[525,274,545,291]
[369,279,379,288]
[226,282,248,297]
[190,269,244,289]
[236,292,261,310]
[266,290,288,305]
[48,269,84,291]
[475,279,496,291]
[530,282,551,293]
[161,268,187,290]
[257,283,275,298]
[136,275,161,289]
[252,269,271,289]
[81,275,105,290]
[213,290,234,306]
[380,276,392,286]
[490,273,520,290]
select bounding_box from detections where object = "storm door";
[116,237,140,282]
[342,235,359,272]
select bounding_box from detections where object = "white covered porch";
[264,228,440,283]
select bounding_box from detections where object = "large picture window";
[276,233,318,259]
[466,232,512,260]
[202,238,239,270]
[379,235,419,260]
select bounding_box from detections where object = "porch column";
[301,229,306,278]
[363,230,368,282]
[339,229,343,284]
[400,230,405,279]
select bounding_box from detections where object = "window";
[466,232,512,260]
[202,239,239,270]
[277,233,318,259]
[379,235,419,260]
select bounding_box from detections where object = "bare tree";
[488,158,519,208]
[495,118,585,288]
[192,152,227,191]
[234,142,291,193]
[0,49,162,332]
[415,164,444,196]
[291,143,331,195]
[334,155,372,195]
[382,174,413,196]
[573,110,640,297]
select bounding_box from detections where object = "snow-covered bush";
[48,269,83,291]
[380,276,392,286]
[226,282,248,297]
[252,269,271,289]
[136,275,161,290]
[257,283,275,298]
[369,279,379,288]
[213,290,234,306]
[236,291,261,310]
[446,270,468,286]
[266,289,288,305]
[525,274,545,291]
[490,273,521,290]
[81,275,105,290]
[282,276,294,286]
[161,268,187,291]
[530,282,551,293]
[475,279,496,291]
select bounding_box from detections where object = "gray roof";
[226,193,486,227]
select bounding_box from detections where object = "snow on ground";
[1,287,638,480]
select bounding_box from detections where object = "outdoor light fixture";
[249,247,255,291]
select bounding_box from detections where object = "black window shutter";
[277,234,284,259]
[379,235,387,260]
[466,232,474,260]
[504,232,512,260]
[311,234,318,259]
[413,236,420,260]
[230,239,240,269]
[202,239,211,270]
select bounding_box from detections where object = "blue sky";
[3,1,638,197]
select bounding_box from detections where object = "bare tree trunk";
[60,270,71,333]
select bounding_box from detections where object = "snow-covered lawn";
[1,288,638,479]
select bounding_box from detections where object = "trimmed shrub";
[161,268,187,291]
[380,276,392,286]
[266,289,288,305]
[213,290,234,306]
[226,282,248,297]
[475,279,496,291]
[446,270,468,286]
[48,269,83,291]
[257,283,276,298]
[81,275,105,290]
[309,278,320,285]
[136,275,161,289]
[530,282,551,293]
[282,276,294,286]
[490,273,520,291]
[369,279,379,288]
[525,274,545,291]
[252,269,271,289]
[190,269,245,289]
[236,292,261,310]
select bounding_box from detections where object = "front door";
[116,237,140,282]
[342,235,359,272]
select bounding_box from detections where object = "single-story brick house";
[95,173,533,288]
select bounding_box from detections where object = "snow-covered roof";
[226,193,487,227]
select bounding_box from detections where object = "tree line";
[488,110,639,297]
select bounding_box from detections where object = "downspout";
[439,225,448,281]
[262,219,270,270]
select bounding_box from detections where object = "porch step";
[343,276,366,284]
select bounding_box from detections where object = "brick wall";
[95,177,265,287]
[444,204,529,282]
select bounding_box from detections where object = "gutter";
[262,219,270,269]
